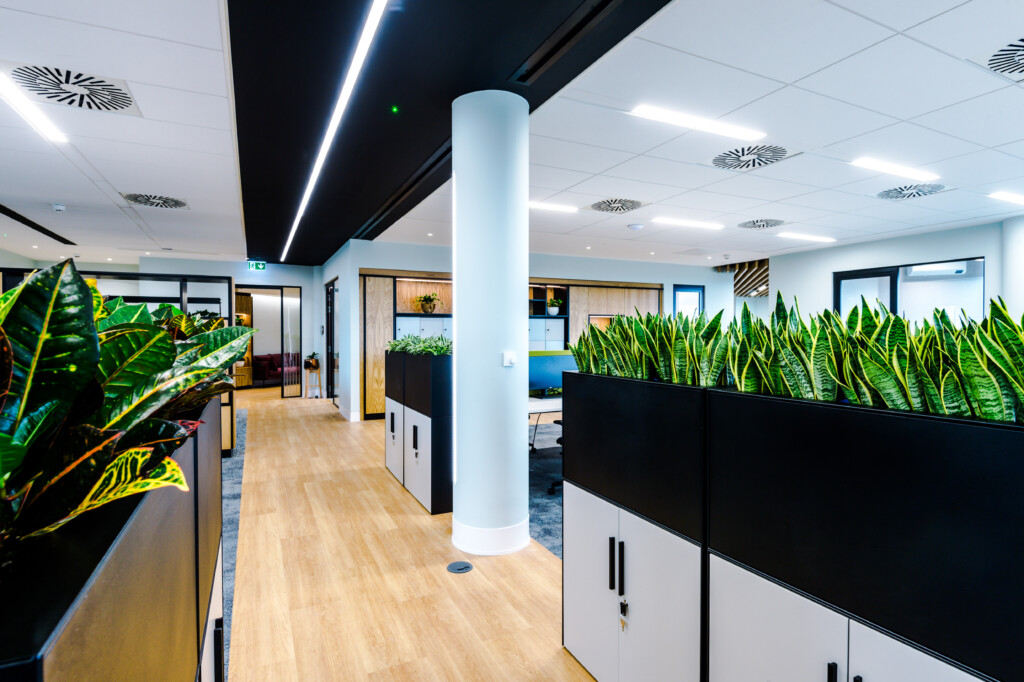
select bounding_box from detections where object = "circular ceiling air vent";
[10,66,133,111]
[123,193,189,209]
[713,145,788,170]
[988,39,1024,76]
[590,198,642,213]
[737,218,785,230]
[876,184,946,201]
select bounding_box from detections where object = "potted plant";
[304,351,320,370]
[415,292,441,314]
[548,297,563,316]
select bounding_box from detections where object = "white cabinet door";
[441,318,452,339]
[710,555,849,682]
[420,317,443,337]
[564,482,620,682]
[529,340,546,351]
[385,397,404,483]
[849,621,982,682]
[529,319,545,341]
[403,407,432,511]
[544,341,565,351]
[619,511,701,682]
[545,319,564,341]
[395,317,417,339]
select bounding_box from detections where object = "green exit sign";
[247,260,266,271]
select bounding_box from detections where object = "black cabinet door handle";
[618,541,625,596]
[827,662,838,682]
[390,412,394,434]
[853,677,862,682]
[608,537,616,590]
[412,424,418,450]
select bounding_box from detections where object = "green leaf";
[809,324,837,402]
[99,366,223,431]
[940,369,971,417]
[84,278,107,324]
[97,324,177,400]
[117,418,190,462]
[0,261,100,437]
[0,283,25,327]
[24,448,188,537]
[778,345,814,399]
[859,343,910,411]
[103,296,124,314]
[97,302,154,331]
[957,334,1013,421]
[151,303,184,321]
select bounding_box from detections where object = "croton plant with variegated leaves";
[0,260,253,559]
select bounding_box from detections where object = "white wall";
[248,291,282,356]
[319,239,734,421]
[770,223,1003,316]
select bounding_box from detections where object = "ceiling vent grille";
[713,145,788,170]
[590,198,642,213]
[737,218,785,230]
[9,66,138,113]
[988,39,1024,77]
[876,184,945,201]
[123,194,189,210]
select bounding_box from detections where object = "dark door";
[325,280,336,401]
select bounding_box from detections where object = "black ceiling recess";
[227,0,672,265]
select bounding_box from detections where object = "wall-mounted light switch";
[502,351,517,367]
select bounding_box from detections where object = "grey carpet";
[529,422,564,558]
[222,408,246,681]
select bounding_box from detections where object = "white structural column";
[451,90,530,555]
[1003,216,1024,321]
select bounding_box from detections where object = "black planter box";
[0,400,223,681]
[403,354,452,418]
[385,351,404,404]
[707,389,1024,682]
[562,372,704,543]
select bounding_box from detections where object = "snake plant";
[386,335,452,355]
[570,291,1024,425]
[0,262,254,557]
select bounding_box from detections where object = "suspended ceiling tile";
[907,0,1024,71]
[912,86,1024,148]
[637,0,892,83]
[601,155,726,189]
[805,211,906,230]
[50,108,235,155]
[528,164,592,191]
[567,219,674,241]
[827,0,969,31]
[823,121,983,167]
[782,188,884,211]
[925,148,1024,188]
[796,36,1005,119]
[127,82,231,130]
[699,174,817,202]
[528,98,682,153]
[528,135,635,174]
[904,188,1007,213]
[569,36,783,115]
[747,153,881,189]
[660,189,768,213]
[529,210,616,234]
[567,174,685,204]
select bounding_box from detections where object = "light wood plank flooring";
[230,390,587,680]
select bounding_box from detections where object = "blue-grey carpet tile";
[222,408,246,681]
[529,422,564,558]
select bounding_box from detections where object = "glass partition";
[282,287,302,398]
[898,259,985,324]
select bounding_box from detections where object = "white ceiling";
[0,0,245,265]
[379,0,1024,267]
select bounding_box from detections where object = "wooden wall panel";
[587,287,626,317]
[364,277,393,416]
[395,280,452,314]
[625,288,661,316]
[569,286,590,344]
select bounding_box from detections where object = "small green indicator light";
[390,105,399,114]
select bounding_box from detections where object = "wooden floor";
[230,389,589,680]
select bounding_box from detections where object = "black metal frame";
[237,283,303,399]
[0,267,237,453]
[673,284,705,316]
[325,278,338,405]
[832,257,985,316]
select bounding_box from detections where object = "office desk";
[529,397,562,453]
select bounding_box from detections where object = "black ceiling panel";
[228,0,671,265]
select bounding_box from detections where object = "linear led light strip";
[631,104,765,142]
[777,231,835,243]
[989,191,1024,206]
[850,157,939,182]
[280,0,390,261]
[0,73,67,142]
[652,216,723,230]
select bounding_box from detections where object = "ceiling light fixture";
[145,251,151,255]
[0,73,68,143]
[31,245,37,249]
[529,201,577,213]
[777,231,836,243]
[106,257,112,261]
[989,191,1024,206]
[631,104,765,141]
[652,216,724,230]
[279,0,390,261]
[585,246,591,250]
[427,232,433,237]
[649,251,655,255]
[850,157,939,182]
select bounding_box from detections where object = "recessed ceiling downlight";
[737,218,785,230]
[10,66,134,111]
[591,198,642,213]
[876,184,946,200]
[713,145,788,170]
[123,193,189,209]
[988,39,1024,76]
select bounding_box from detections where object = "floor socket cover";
[447,561,473,574]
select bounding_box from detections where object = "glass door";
[833,268,898,318]
[325,280,337,404]
[282,286,302,398]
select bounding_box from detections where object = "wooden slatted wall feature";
[716,259,769,297]
[568,286,590,344]
[625,288,660,316]
[568,286,663,343]
[363,276,394,416]
[395,279,453,314]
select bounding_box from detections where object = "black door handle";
[390,412,394,434]
[827,662,838,682]
[608,537,615,590]
[618,541,625,596]
[853,677,863,682]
